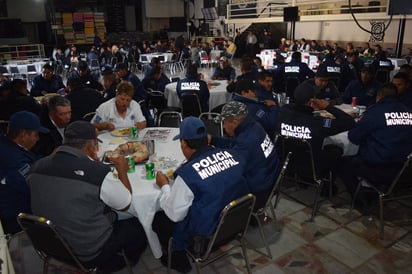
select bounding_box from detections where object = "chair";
[89,59,100,72]
[375,69,390,85]
[181,93,202,118]
[158,111,182,127]
[350,153,412,239]
[0,66,10,77]
[170,77,180,83]
[276,135,333,221]
[250,152,291,258]
[9,66,24,80]
[17,213,111,274]
[82,112,96,122]
[284,77,300,100]
[168,194,255,274]
[199,112,223,137]
[199,51,210,68]
[26,64,38,85]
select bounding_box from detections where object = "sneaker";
[160,250,192,273]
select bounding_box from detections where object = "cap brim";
[97,137,103,143]
[172,134,181,141]
[38,126,50,134]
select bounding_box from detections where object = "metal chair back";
[158,111,182,127]
[199,112,223,137]
[181,93,202,118]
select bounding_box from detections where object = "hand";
[310,98,329,110]
[263,99,276,107]
[106,123,115,131]
[156,171,169,188]
[135,121,147,130]
[109,155,128,176]
[207,134,212,145]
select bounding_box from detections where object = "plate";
[111,128,132,137]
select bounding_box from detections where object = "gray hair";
[48,96,71,112]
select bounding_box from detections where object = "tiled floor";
[8,178,412,274]
[7,60,412,273]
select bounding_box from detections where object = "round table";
[98,127,184,258]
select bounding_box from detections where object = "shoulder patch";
[256,109,265,118]
[322,118,332,128]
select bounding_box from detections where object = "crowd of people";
[1,32,412,273]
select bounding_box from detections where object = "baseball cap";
[77,61,89,71]
[294,82,317,105]
[9,111,49,133]
[113,62,128,72]
[64,121,101,142]
[173,117,207,141]
[315,67,329,78]
[220,101,248,119]
[235,79,258,94]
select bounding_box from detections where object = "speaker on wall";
[283,7,298,22]
[200,23,209,36]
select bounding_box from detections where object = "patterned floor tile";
[314,228,380,269]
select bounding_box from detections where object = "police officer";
[233,79,278,138]
[176,63,210,112]
[302,67,340,104]
[392,72,412,109]
[317,53,342,85]
[152,117,249,273]
[280,51,315,84]
[339,84,412,212]
[343,66,380,107]
[278,82,356,181]
[370,51,394,73]
[210,101,280,208]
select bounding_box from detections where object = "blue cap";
[173,117,207,141]
[9,111,49,133]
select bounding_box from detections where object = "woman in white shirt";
[91,81,146,131]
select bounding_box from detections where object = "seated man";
[257,70,276,101]
[31,96,72,157]
[210,101,280,208]
[28,121,147,271]
[226,57,256,93]
[0,111,48,234]
[153,117,249,273]
[176,63,210,113]
[101,68,118,101]
[92,81,146,131]
[30,63,65,96]
[142,66,170,93]
[278,82,356,183]
[339,84,412,212]
[3,79,41,119]
[66,61,103,91]
[211,56,236,81]
[343,66,380,107]
[303,67,340,104]
[392,72,412,109]
[233,79,278,138]
[222,37,236,59]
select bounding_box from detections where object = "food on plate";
[105,141,149,163]
[111,128,131,137]
[109,137,126,145]
[166,169,175,179]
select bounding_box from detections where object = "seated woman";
[142,66,170,93]
[91,81,146,131]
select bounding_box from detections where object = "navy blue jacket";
[232,94,279,138]
[172,146,249,250]
[0,136,38,220]
[177,76,210,112]
[65,85,103,122]
[211,116,280,194]
[256,86,276,101]
[343,79,380,106]
[318,59,342,79]
[142,74,170,93]
[30,75,65,96]
[280,60,315,83]
[120,71,148,102]
[398,90,412,110]
[349,96,412,164]
[67,71,103,91]
[303,79,340,102]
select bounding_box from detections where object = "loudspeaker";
[283,7,298,22]
[387,0,412,15]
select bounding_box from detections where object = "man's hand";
[156,171,169,188]
[263,99,276,107]
[310,98,329,110]
[135,121,147,130]
[109,155,128,176]
[105,123,116,131]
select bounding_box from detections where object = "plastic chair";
[276,135,333,221]
[250,152,291,258]
[181,93,202,118]
[17,213,133,274]
[158,111,182,127]
[349,153,412,239]
[199,112,223,137]
[0,66,10,77]
[167,194,255,274]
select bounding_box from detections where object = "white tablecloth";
[323,131,359,156]
[98,127,184,258]
[139,53,174,63]
[164,80,231,111]
[5,61,46,75]
[0,221,16,274]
